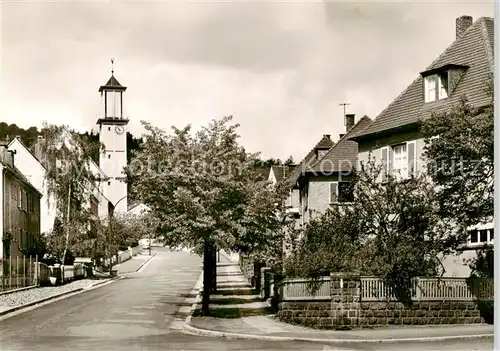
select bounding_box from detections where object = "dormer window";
[424,73,448,102]
[421,64,468,103]
[317,149,328,159]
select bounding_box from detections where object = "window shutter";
[381,147,388,182]
[387,147,393,177]
[407,141,416,177]
[329,182,338,203]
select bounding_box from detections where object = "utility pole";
[339,102,350,126]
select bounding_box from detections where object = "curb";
[182,322,494,344]
[0,287,85,317]
[134,252,159,273]
[0,285,38,296]
[0,277,120,319]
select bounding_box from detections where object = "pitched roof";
[284,135,335,186]
[99,74,127,92]
[307,116,372,173]
[0,150,42,196]
[271,165,294,182]
[351,17,494,141]
[8,137,48,171]
[254,166,271,181]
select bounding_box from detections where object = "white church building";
[7,67,149,235]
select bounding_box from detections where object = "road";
[0,247,493,351]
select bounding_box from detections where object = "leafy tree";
[284,155,295,166]
[284,157,449,302]
[129,116,285,315]
[283,206,364,279]
[38,124,103,265]
[421,96,493,230]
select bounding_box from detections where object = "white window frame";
[424,75,437,102]
[329,181,354,204]
[467,228,494,247]
[424,73,448,102]
[392,143,408,180]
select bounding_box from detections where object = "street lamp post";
[108,195,127,275]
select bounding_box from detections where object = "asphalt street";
[0,247,493,351]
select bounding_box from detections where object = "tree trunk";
[202,238,211,316]
[61,184,72,266]
[211,244,217,293]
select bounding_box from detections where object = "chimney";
[7,149,16,167]
[0,145,14,168]
[339,133,345,139]
[345,114,355,132]
[323,134,331,140]
[34,136,45,161]
[456,16,473,39]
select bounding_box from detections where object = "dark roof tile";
[352,17,494,140]
[284,135,334,185]
[308,116,372,173]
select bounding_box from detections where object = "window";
[108,181,111,186]
[17,187,22,209]
[469,230,478,243]
[329,182,354,204]
[381,141,416,181]
[90,196,99,217]
[108,154,111,159]
[468,228,494,246]
[424,73,448,102]
[108,127,111,131]
[317,150,328,159]
[393,144,408,179]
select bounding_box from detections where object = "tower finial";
[111,58,115,75]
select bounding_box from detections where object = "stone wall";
[276,272,486,329]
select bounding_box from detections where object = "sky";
[0,0,494,161]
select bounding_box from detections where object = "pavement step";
[215,288,257,296]
[209,297,264,305]
[193,306,274,318]
[210,294,260,301]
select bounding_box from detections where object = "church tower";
[96,60,128,213]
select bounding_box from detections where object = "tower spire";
[111,58,115,75]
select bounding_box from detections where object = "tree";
[284,155,295,166]
[39,124,103,265]
[284,157,450,302]
[283,206,364,279]
[129,116,285,315]
[421,96,493,230]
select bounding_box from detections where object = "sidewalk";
[114,251,157,274]
[185,258,494,343]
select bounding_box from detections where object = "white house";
[8,137,57,234]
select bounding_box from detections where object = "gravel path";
[0,279,106,313]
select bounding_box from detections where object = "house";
[127,202,151,216]
[279,135,334,258]
[8,137,56,235]
[269,165,294,185]
[0,143,42,261]
[8,134,114,235]
[283,135,335,225]
[297,114,371,221]
[349,16,494,277]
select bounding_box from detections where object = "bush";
[467,247,494,324]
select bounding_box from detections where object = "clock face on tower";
[115,125,124,135]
